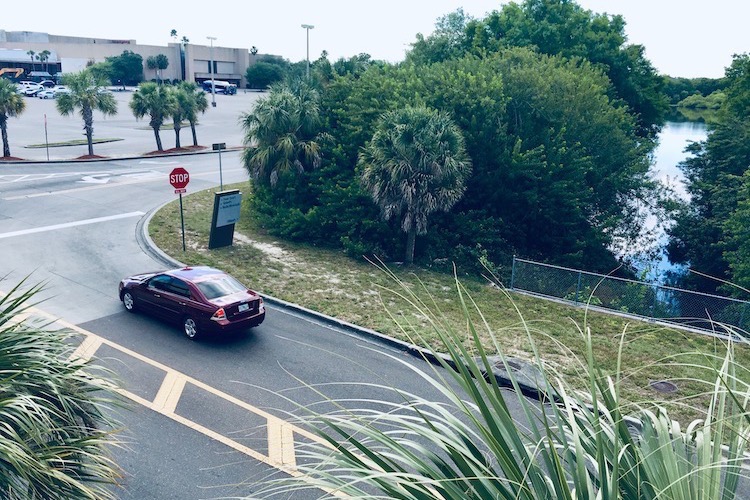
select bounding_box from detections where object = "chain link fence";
[510,257,750,336]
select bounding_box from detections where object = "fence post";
[575,272,582,304]
[510,255,516,290]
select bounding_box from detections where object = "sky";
[2,1,746,78]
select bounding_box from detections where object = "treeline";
[242,0,669,279]
[667,53,750,296]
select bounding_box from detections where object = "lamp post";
[301,24,314,79]
[206,36,217,107]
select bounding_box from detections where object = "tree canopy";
[407,0,667,137]
[106,50,144,86]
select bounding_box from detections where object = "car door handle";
[179,302,186,306]
[153,293,161,298]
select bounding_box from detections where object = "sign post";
[169,167,190,251]
[212,142,226,191]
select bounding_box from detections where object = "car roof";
[165,266,226,282]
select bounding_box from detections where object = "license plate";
[238,303,249,312]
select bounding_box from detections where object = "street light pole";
[301,24,314,79]
[207,36,217,107]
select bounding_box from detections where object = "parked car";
[52,85,70,95]
[118,266,265,340]
[23,83,43,96]
[39,80,56,88]
[37,89,56,99]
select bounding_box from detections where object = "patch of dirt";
[0,156,25,161]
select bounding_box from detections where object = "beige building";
[0,30,261,87]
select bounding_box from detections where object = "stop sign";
[169,167,190,190]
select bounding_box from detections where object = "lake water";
[652,120,708,200]
[641,119,708,281]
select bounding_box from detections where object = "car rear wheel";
[122,291,137,312]
[183,316,200,340]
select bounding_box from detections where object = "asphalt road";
[0,151,528,498]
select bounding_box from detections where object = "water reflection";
[640,120,708,282]
[652,121,708,200]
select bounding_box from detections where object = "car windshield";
[196,275,247,300]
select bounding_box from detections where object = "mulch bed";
[145,146,207,156]
[0,156,25,161]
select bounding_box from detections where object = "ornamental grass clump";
[0,277,122,499]
[258,265,750,499]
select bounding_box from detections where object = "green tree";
[155,54,169,81]
[56,71,118,156]
[87,61,113,83]
[240,82,325,186]
[0,78,26,158]
[407,0,668,137]
[245,62,284,89]
[106,51,144,86]
[667,53,750,294]
[129,82,174,151]
[177,81,208,146]
[146,56,158,81]
[359,106,472,264]
[0,279,121,499]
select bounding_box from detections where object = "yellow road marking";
[152,370,187,414]
[1,296,349,497]
[69,334,103,362]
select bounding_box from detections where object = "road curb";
[138,200,547,401]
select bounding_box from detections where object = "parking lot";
[3,88,264,161]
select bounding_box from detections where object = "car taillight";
[211,308,226,321]
[259,297,264,312]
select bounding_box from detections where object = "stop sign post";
[169,167,190,251]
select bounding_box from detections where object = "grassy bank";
[149,182,749,422]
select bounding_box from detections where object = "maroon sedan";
[119,266,265,340]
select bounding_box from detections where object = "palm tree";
[177,81,208,146]
[168,85,190,148]
[129,81,174,151]
[27,50,36,71]
[56,71,118,157]
[0,278,121,499]
[240,81,325,186]
[359,106,472,264]
[0,78,26,158]
[37,49,51,74]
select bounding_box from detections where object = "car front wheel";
[183,316,200,340]
[122,291,137,312]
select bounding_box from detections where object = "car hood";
[124,272,159,284]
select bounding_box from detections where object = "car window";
[168,279,191,298]
[196,275,246,300]
[149,275,171,291]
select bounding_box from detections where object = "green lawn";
[149,182,749,423]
